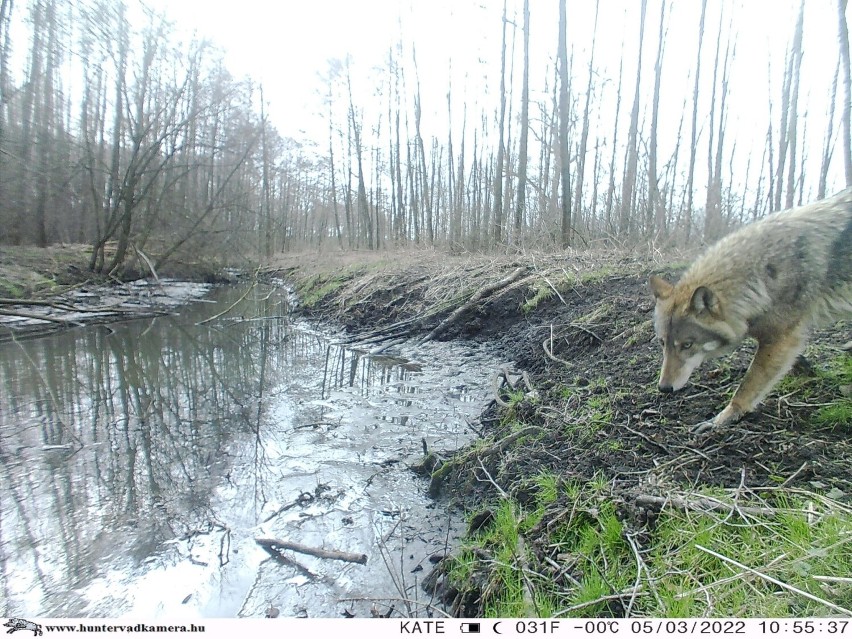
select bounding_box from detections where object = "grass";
[556,376,618,441]
[579,265,622,284]
[0,244,86,297]
[521,273,577,313]
[522,281,556,314]
[295,272,352,307]
[776,351,852,431]
[444,480,852,617]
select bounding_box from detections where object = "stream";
[0,283,500,618]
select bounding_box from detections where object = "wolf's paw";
[689,404,745,438]
[691,419,717,435]
[712,403,745,427]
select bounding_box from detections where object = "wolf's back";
[680,187,852,326]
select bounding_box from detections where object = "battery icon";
[460,623,481,633]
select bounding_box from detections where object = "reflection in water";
[0,284,496,618]
[0,286,289,615]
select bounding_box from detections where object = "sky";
[147,0,469,141]
[3,0,840,202]
[131,0,849,197]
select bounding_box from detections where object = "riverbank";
[0,244,239,341]
[269,248,852,618]
[2,244,849,617]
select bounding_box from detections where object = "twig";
[131,244,161,283]
[553,589,641,616]
[812,575,852,584]
[634,493,793,518]
[293,421,338,430]
[695,544,852,616]
[0,308,83,325]
[255,537,368,565]
[257,545,320,579]
[492,371,512,407]
[621,419,674,455]
[540,274,568,306]
[475,458,509,499]
[542,325,571,365]
[779,461,809,487]
[337,596,451,618]
[568,322,603,343]
[197,278,257,325]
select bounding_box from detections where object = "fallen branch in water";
[0,308,83,325]
[255,537,368,565]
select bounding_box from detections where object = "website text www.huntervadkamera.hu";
[42,624,205,633]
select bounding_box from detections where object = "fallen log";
[420,266,530,344]
[255,537,368,565]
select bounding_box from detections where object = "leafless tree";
[619,0,647,236]
[838,0,852,186]
[557,0,571,247]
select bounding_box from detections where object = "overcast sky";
[145,0,846,197]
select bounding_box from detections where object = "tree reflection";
[0,285,290,615]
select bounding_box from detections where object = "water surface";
[0,284,498,618]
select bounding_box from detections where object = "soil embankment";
[270,248,852,618]
[3,244,849,617]
[0,244,237,341]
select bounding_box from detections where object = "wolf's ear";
[649,275,673,300]
[689,286,720,315]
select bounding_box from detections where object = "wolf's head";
[649,275,741,393]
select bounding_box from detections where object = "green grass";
[648,493,852,616]
[521,273,577,313]
[579,265,621,284]
[776,352,852,430]
[558,376,619,441]
[777,351,851,395]
[445,481,852,617]
[522,281,555,314]
[296,272,350,307]
[0,277,26,298]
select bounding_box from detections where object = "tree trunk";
[557,0,571,247]
[818,62,840,199]
[648,0,666,239]
[619,0,647,237]
[784,1,804,210]
[574,0,599,241]
[513,0,530,242]
[837,0,852,186]
[685,0,707,240]
[493,0,508,247]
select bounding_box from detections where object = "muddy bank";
[270,249,852,617]
[0,244,243,342]
[271,249,852,495]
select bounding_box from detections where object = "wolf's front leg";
[694,325,806,433]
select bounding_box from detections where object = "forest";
[0,0,850,275]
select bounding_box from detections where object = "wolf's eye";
[681,341,693,351]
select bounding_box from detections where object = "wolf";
[649,187,852,430]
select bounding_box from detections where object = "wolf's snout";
[658,383,674,393]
